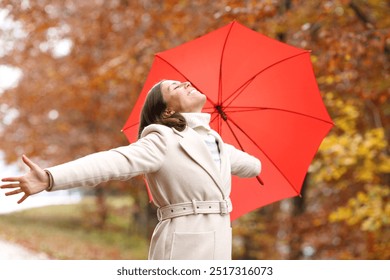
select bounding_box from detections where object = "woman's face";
[160,80,206,113]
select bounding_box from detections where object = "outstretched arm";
[1,126,168,201]
[1,155,50,204]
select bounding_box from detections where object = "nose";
[183,81,191,88]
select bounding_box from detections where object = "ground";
[0,238,49,260]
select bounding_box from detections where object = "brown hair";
[138,81,186,139]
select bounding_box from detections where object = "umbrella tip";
[256,176,264,186]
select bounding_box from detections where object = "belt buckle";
[219,200,229,215]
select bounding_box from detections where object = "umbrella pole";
[221,111,264,187]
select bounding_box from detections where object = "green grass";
[0,197,149,259]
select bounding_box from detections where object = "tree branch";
[349,1,375,29]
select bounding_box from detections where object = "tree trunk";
[94,185,107,229]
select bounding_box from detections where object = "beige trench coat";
[46,124,261,260]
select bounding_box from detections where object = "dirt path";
[0,239,49,260]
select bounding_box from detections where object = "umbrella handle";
[256,175,264,186]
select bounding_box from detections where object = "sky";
[0,64,22,94]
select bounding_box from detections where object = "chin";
[199,95,207,105]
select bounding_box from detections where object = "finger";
[18,194,29,204]
[1,177,22,183]
[5,189,24,196]
[22,154,37,170]
[1,183,21,189]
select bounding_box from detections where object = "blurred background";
[0,0,388,260]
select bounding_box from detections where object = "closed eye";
[168,82,179,92]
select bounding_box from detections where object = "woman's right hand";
[1,155,50,204]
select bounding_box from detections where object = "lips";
[188,89,201,95]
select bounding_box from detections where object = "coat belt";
[157,198,232,221]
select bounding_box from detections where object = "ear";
[162,108,175,118]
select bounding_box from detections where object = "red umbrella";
[122,21,333,220]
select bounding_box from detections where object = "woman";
[1,80,261,260]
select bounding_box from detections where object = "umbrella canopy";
[122,21,334,220]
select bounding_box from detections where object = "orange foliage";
[1,0,389,259]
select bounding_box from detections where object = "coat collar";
[173,127,228,198]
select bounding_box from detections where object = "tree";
[233,0,389,259]
[1,0,389,259]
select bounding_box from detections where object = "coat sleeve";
[45,130,167,191]
[225,144,261,178]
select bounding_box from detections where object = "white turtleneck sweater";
[181,113,221,171]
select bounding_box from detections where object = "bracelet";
[44,170,54,191]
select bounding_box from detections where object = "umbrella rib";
[122,121,138,132]
[210,112,219,123]
[224,120,264,185]
[218,22,235,106]
[215,22,235,133]
[224,79,253,107]
[227,117,301,196]
[225,106,334,125]
[224,51,310,107]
